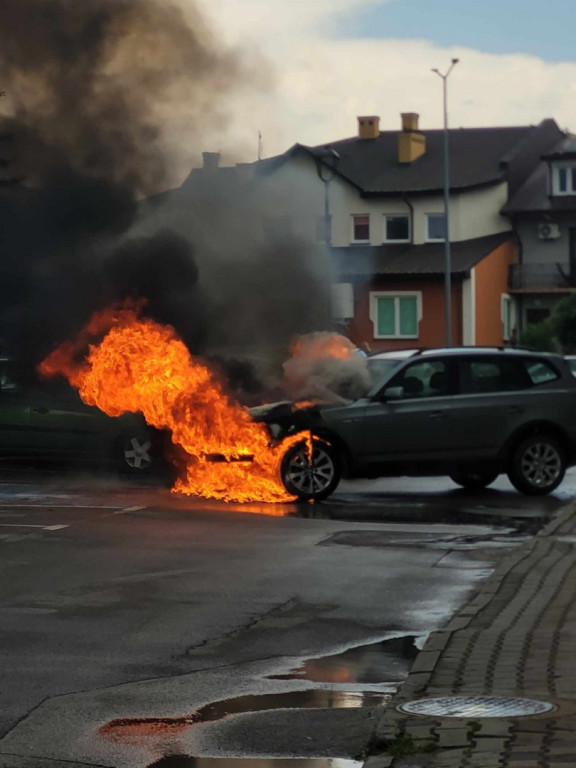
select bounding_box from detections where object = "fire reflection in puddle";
[268,635,421,685]
[100,689,390,744]
[146,758,360,768]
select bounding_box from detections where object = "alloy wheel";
[520,440,562,489]
[124,436,153,471]
[284,443,336,497]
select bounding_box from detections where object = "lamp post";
[313,148,340,247]
[432,58,459,347]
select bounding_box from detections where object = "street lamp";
[432,58,459,347]
[313,148,340,247]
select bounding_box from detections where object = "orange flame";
[39,304,302,505]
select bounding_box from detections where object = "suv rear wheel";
[507,434,566,495]
[280,439,340,502]
[449,467,499,490]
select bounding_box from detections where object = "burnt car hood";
[248,399,349,440]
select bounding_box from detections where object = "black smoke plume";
[0,0,248,367]
[0,0,334,398]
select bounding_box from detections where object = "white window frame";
[384,214,411,243]
[369,291,423,339]
[552,162,576,195]
[426,212,446,242]
[501,294,514,341]
[351,214,370,244]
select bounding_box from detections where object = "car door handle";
[32,406,49,415]
[429,411,448,420]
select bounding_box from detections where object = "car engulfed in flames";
[248,399,345,502]
[38,304,312,506]
[38,304,366,505]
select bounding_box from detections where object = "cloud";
[191,0,576,167]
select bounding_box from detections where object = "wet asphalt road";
[0,463,573,767]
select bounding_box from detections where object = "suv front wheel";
[507,434,566,495]
[280,439,341,502]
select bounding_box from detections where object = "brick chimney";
[357,116,380,140]
[398,113,426,164]
[202,151,221,174]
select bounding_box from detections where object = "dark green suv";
[0,358,158,474]
[252,347,576,501]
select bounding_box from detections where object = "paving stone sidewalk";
[365,501,576,768]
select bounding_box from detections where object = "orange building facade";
[346,238,518,352]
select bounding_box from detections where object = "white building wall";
[254,154,512,249]
[330,178,511,246]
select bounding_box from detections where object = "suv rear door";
[447,354,567,458]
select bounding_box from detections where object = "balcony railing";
[509,263,576,291]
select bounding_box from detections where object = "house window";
[370,292,422,338]
[552,163,576,195]
[352,215,370,243]
[426,213,446,241]
[384,215,410,242]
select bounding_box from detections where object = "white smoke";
[282,331,371,403]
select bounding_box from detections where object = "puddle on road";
[269,635,421,685]
[100,639,418,764]
[146,758,360,768]
[101,689,390,743]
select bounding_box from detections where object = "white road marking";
[0,504,120,509]
[0,523,70,530]
[114,505,146,514]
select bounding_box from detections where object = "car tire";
[115,428,155,475]
[507,434,566,495]
[449,468,499,490]
[280,438,341,502]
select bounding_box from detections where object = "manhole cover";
[398,696,555,718]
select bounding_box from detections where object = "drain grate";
[398,695,555,718]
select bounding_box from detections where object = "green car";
[0,358,158,474]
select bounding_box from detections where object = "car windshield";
[366,357,404,388]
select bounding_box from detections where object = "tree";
[519,319,561,353]
[551,292,576,352]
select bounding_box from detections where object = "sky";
[188,0,576,169]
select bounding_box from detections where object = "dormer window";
[552,163,576,195]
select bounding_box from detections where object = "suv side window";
[458,359,501,394]
[523,359,560,385]
[457,357,532,394]
[388,360,447,399]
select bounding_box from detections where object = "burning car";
[0,357,160,474]
[251,347,576,501]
